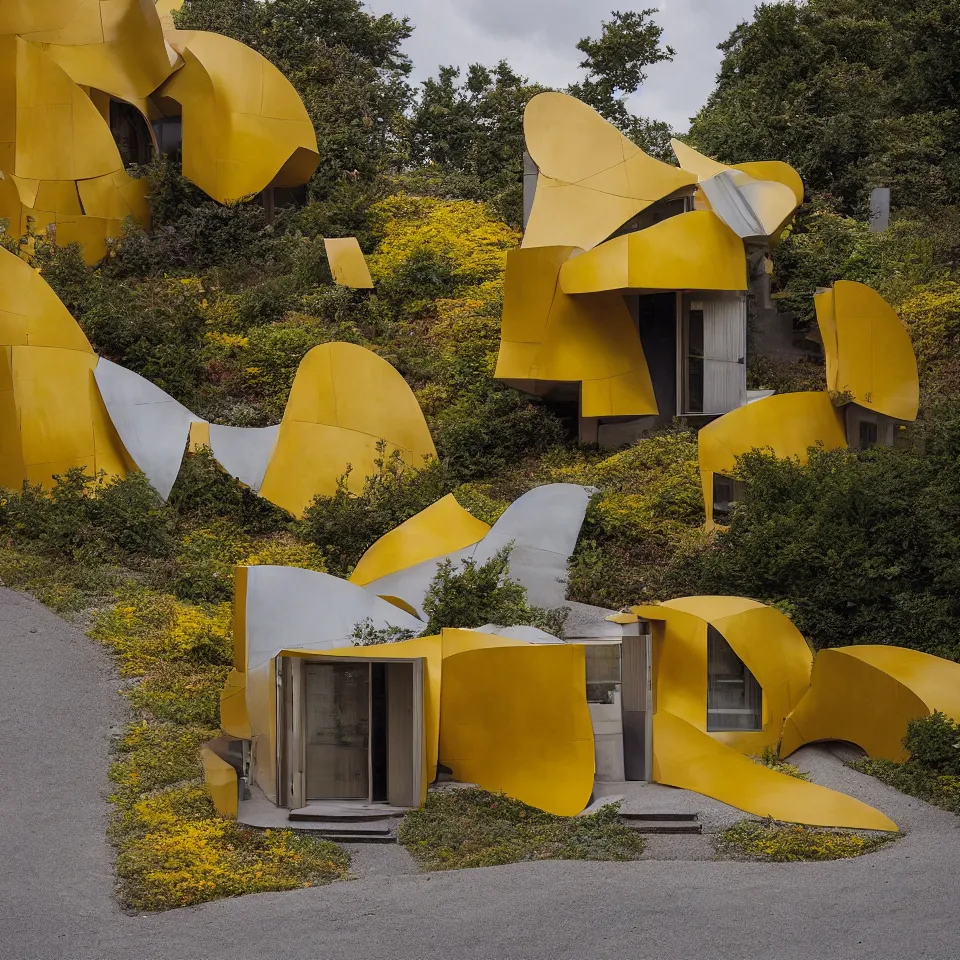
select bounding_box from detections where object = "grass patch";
[97,581,352,911]
[397,788,644,871]
[113,783,349,912]
[850,758,960,815]
[751,746,810,781]
[716,819,897,862]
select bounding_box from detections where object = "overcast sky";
[367,1,760,133]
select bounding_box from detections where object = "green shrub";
[432,388,565,483]
[0,469,176,564]
[398,788,643,870]
[671,444,960,661]
[904,712,960,776]
[167,448,291,534]
[299,446,452,578]
[421,547,568,637]
[716,819,895,861]
[751,746,810,781]
[851,758,960,815]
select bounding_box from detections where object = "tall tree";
[404,62,546,226]
[689,0,960,215]
[568,9,677,159]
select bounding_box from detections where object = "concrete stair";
[619,812,702,835]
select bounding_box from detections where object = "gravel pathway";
[2,585,958,960]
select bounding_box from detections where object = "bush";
[299,447,452,578]
[851,758,960,815]
[167,449,291,534]
[421,547,568,637]
[671,444,960,660]
[904,712,960,776]
[0,469,176,564]
[398,788,643,871]
[115,785,350,911]
[716,819,895,862]
[432,388,565,483]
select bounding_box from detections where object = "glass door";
[304,663,370,800]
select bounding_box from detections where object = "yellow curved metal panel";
[734,161,805,207]
[259,343,437,518]
[220,668,251,740]
[0,249,132,488]
[6,36,123,182]
[495,246,658,417]
[13,345,131,486]
[0,246,93,351]
[698,391,847,528]
[653,711,897,831]
[324,238,374,290]
[816,281,919,422]
[20,0,176,103]
[76,168,150,223]
[780,649,931,762]
[0,2,85,35]
[349,494,490,587]
[636,598,812,756]
[159,30,320,202]
[672,139,805,208]
[558,211,747,296]
[439,644,595,816]
[200,745,238,818]
[522,92,695,252]
[782,646,960,761]
[838,646,960,722]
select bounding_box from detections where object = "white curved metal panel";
[93,357,198,499]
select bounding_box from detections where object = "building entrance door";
[279,657,425,809]
[305,662,370,800]
[621,633,653,781]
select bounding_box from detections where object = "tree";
[568,9,677,159]
[689,0,960,215]
[404,62,546,225]
[175,0,414,194]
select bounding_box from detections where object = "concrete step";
[620,813,702,835]
[286,820,398,843]
[620,812,700,823]
[308,831,397,844]
[288,804,408,823]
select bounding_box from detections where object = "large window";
[707,627,762,731]
[584,643,621,705]
[712,473,746,523]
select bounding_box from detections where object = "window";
[707,627,762,731]
[110,99,153,167]
[152,117,183,157]
[685,306,705,413]
[713,474,746,523]
[859,420,879,450]
[585,643,621,705]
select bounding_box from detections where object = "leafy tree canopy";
[689,0,960,215]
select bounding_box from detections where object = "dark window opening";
[110,99,153,168]
[712,473,746,522]
[152,116,183,158]
[610,195,692,239]
[370,663,388,802]
[707,627,762,731]
[686,308,705,413]
[543,397,580,443]
[859,420,879,450]
[585,643,621,705]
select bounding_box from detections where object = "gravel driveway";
[1,587,958,960]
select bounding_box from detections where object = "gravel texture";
[3,586,959,960]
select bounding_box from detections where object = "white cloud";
[367,0,758,131]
